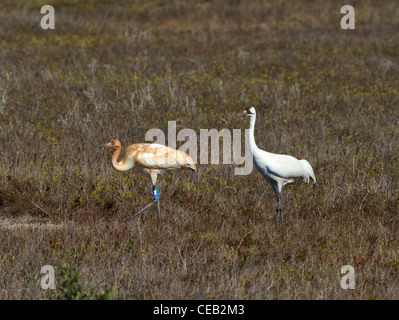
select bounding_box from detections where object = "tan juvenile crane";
[105,139,197,225]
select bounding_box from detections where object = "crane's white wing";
[253,150,312,182]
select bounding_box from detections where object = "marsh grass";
[0,0,398,299]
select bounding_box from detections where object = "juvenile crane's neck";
[111,146,134,172]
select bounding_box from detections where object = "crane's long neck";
[111,146,134,172]
[248,114,258,156]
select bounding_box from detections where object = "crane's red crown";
[244,106,255,115]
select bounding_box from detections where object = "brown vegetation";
[0,0,398,299]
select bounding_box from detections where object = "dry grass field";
[0,0,398,299]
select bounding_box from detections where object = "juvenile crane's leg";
[124,171,162,226]
[149,172,162,226]
[124,201,156,224]
[156,192,161,226]
[151,184,161,226]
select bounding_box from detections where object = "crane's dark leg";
[124,200,156,224]
[156,193,161,226]
[152,185,162,226]
[271,182,283,226]
[276,192,282,226]
[124,185,160,225]
[125,171,162,226]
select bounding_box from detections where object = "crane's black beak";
[236,111,246,117]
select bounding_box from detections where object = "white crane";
[238,106,316,225]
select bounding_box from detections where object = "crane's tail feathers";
[186,162,197,172]
[299,160,317,185]
[186,156,197,172]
